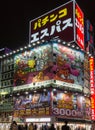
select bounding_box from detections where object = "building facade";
[0,1,95,130]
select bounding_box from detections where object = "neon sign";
[89,57,95,120]
[29,1,74,44]
[75,3,84,50]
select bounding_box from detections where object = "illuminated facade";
[0,0,94,130]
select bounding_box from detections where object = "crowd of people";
[9,120,70,130]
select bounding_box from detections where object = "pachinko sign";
[75,3,84,50]
[89,57,95,120]
[29,1,84,50]
[29,1,74,44]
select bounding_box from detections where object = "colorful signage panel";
[53,42,84,87]
[29,1,85,50]
[13,91,51,117]
[89,57,95,120]
[75,3,84,50]
[14,43,53,86]
[13,89,91,120]
[52,90,91,120]
[83,54,90,94]
[29,1,74,44]
[14,41,84,87]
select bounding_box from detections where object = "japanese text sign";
[29,1,74,43]
[75,3,84,50]
[89,57,95,120]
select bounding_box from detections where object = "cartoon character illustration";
[32,71,49,82]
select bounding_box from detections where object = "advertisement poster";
[14,43,53,86]
[85,97,91,120]
[52,90,91,119]
[53,42,84,86]
[13,91,51,117]
[83,54,90,94]
[14,41,84,88]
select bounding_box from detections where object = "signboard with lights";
[13,91,51,117]
[89,57,95,120]
[26,117,51,122]
[29,1,85,50]
[29,1,74,44]
[14,43,53,86]
[75,3,84,50]
[53,42,84,86]
[52,90,91,119]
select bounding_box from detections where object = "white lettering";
[30,18,73,43]
[53,108,83,117]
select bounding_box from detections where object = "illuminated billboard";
[29,1,84,50]
[75,3,84,50]
[53,42,84,87]
[89,57,95,120]
[13,91,51,117]
[14,43,53,86]
[29,1,74,44]
[13,89,91,120]
[14,41,84,87]
[52,90,91,120]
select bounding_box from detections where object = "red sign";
[75,3,84,50]
[89,57,95,120]
[29,1,74,44]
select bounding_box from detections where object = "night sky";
[0,0,95,50]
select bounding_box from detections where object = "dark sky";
[0,0,95,50]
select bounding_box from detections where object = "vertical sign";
[89,57,95,120]
[75,3,84,50]
[85,20,94,44]
[85,20,94,55]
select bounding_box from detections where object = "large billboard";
[14,41,84,87]
[52,90,91,120]
[13,90,51,117]
[14,43,53,86]
[29,1,74,44]
[13,89,91,120]
[29,1,84,50]
[53,42,84,87]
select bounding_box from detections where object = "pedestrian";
[24,123,28,130]
[34,124,37,130]
[61,121,70,130]
[28,123,34,130]
[49,124,56,130]
[10,121,18,130]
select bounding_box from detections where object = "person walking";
[61,121,70,130]
[10,121,18,130]
[23,123,28,130]
[49,124,56,130]
[28,123,34,130]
